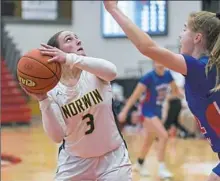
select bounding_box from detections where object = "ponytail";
[206,13,220,92]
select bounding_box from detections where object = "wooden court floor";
[1,119,219,181]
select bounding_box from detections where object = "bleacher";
[1,21,31,125]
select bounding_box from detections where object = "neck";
[191,47,208,59]
[60,65,82,87]
[155,70,164,76]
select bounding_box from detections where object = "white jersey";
[47,71,123,158]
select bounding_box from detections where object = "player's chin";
[179,46,185,54]
[76,50,86,56]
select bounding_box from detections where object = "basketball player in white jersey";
[22,30,132,181]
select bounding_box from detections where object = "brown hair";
[47,31,64,48]
[188,11,220,91]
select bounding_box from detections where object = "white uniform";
[39,54,132,181]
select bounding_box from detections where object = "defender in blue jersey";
[139,68,174,119]
[118,62,180,178]
[104,2,220,180]
[184,55,220,152]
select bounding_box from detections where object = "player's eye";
[66,37,72,42]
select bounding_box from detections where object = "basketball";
[17,49,62,94]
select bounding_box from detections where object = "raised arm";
[39,44,117,82]
[103,1,187,75]
[65,53,117,82]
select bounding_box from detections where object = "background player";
[119,62,181,178]
[22,30,132,181]
[103,1,220,180]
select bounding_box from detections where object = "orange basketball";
[17,49,61,94]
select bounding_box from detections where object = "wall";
[5,1,201,78]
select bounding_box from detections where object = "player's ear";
[194,32,203,44]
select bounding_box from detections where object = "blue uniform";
[139,70,174,119]
[183,55,220,176]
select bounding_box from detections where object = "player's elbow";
[109,64,117,81]
[44,128,64,143]
[104,63,117,82]
[50,134,64,143]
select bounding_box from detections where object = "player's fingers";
[40,51,56,57]
[40,43,54,49]
[48,56,58,63]
[19,83,31,94]
[38,47,56,52]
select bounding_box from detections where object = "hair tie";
[216,12,220,19]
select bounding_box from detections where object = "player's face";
[179,23,196,55]
[154,62,165,75]
[57,31,86,56]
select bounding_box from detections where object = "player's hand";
[39,43,67,63]
[20,84,48,102]
[118,110,127,123]
[103,0,118,12]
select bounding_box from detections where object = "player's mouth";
[77,47,86,56]
[77,47,84,52]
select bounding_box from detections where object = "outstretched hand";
[39,43,67,64]
[103,0,118,12]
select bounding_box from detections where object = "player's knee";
[207,172,220,181]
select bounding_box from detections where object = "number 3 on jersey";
[83,113,95,135]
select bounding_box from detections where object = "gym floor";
[1,119,218,181]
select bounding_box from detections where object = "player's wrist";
[38,97,52,111]
[65,53,82,66]
[107,6,119,14]
[65,53,76,65]
[38,95,48,102]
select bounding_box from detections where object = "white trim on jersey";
[213,101,220,115]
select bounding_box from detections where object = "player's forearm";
[108,7,157,55]
[123,95,138,114]
[65,54,117,82]
[39,98,66,143]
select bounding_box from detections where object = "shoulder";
[182,55,209,83]
[139,71,154,83]
[182,54,208,72]
[47,85,59,101]
[142,70,154,79]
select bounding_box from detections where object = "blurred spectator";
[112,83,138,131]
[163,71,195,138]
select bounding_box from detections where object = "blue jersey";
[183,55,220,152]
[139,70,173,118]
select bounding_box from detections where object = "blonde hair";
[188,11,220,92]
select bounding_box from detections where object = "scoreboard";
[101,1,168,38]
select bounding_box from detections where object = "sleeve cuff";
[39,97,52,111]
[65,53,77,66]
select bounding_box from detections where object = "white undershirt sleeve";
[39,97,66,143]
[65,54,117,82]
